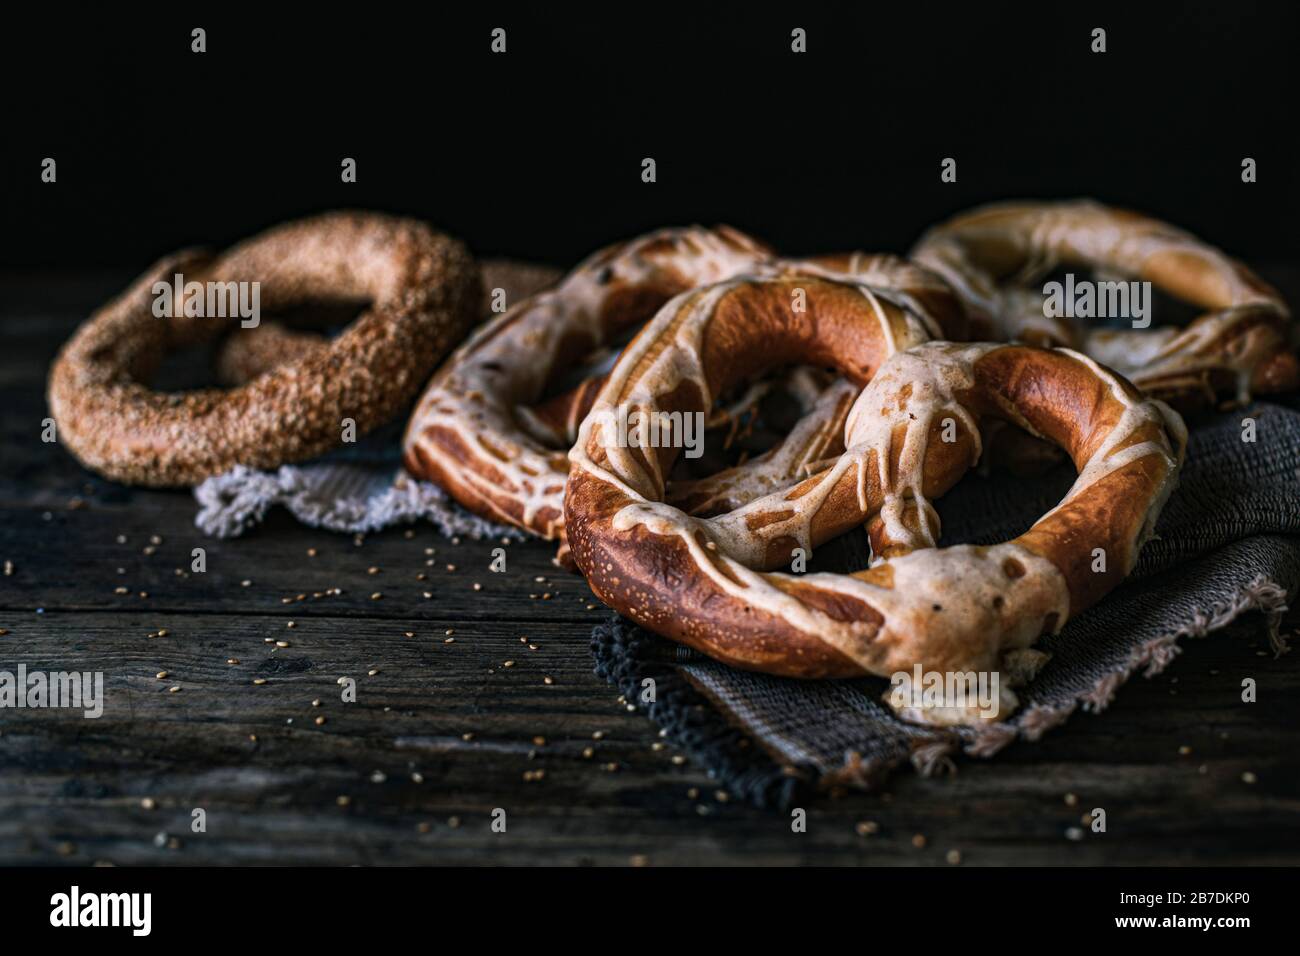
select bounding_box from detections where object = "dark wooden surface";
[2,271,1298,866]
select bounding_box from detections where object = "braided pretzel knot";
[564,276,1187,725]
[912,200,1297,407]
[402,225,965,556]
[48,212,479,486]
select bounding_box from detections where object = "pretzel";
[912,200,1297,407]
[401,226,965,557]
[564,276,1186,725]
[48,212,479,486]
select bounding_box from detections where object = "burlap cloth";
[592,398,1300,807]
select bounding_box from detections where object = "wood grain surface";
[1,271,1298,866]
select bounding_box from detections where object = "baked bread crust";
[565,276,1186,725]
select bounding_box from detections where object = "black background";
[2,2,1296,269]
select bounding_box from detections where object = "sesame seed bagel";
[47,212,480,487]
[564,276,1186,725]
[215,258,563,386]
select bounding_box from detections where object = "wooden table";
[2,271,1298,866]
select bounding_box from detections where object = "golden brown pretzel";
[399,226,774,547]
[912,199,1297,408]
[564,276,1186,725]
[401,225,966,555]
[48,212,479,486]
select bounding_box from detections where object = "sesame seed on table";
[1,271,1298,865]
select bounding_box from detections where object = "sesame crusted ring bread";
[47,212,480,486]
[215,258,564,386]
[912,199,1297,408]
[563,276,1186,725]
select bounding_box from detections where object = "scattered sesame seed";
[543,676,554,685]
[336,795,351,807]
[315,716,326,726]
[946,849,962,865]
[240,579,252,587]
[168,686,181,694]
[447,816,460,828]
[155,671,168,679]
[227,658,239,665]
[503,660,515,668]
[276,640,290,648]
[370,592,382,600]
[286,621,296,629]
[140,798,156,810]
[411,772,424,784]
[252,678,267,686]
[1064,792,1078,807]
[1242,771,1258,784]
[855,821,879,836]
[443,637,455,644]
[368,669,379,676]
[581,747,594,758]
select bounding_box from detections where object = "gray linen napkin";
[592,400,1300,807]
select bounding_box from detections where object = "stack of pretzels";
[50,202,1296,726]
